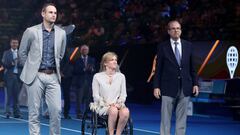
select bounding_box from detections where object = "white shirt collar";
[81,55,88,59]
[170,38,181,45]
[11,48,18,52]
[170,38,182,56]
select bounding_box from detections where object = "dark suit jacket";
[60,48,74,78]
[153,39,198,98]
[73,56,96,88]
[2,49,22,78]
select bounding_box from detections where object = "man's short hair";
[42,3,56,12]
[10,36,19,42]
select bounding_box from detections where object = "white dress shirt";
[170,38,182,58]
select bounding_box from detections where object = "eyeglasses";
[169,27,181,31]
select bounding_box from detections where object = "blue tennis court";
[1,101,240,135]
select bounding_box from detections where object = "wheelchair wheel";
[122,118,133,135]
[81,111,97,135]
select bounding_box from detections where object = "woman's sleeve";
[117,74,127,104]
[92,75,104,105]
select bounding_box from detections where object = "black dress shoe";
[64,115,72,119]
[76,114,83,119]
[14,114,22,118]
[6,113,10,119]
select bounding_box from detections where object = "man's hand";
[0,66,4,72]
[154,88,161,99]
[193,85,199,96]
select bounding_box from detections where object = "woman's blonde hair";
[99,52,120,72]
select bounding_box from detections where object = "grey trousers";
[26,72,61,135]
[161,92,190,135]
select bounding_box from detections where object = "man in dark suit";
[153,20,199,135]
[61,47,74,119]
[2,37,22,118]
[73,44,95,118]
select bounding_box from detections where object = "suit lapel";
[54,26,58,57]
[164,42,179,66]
[8,50,13,59]
[37,24,43,57]
[181,40,187,67]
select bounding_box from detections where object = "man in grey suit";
[2,37,22,119]
[18,3,66,135]
[153,20,199,135]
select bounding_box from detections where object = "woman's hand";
[110,103,121,110]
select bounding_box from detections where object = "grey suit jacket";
[19,24,67,84]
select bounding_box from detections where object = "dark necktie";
[174,41,181,65]
[13,50,18,73]
[83,57,87,67]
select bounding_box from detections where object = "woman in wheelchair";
[90,52,130,135]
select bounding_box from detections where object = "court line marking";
[133,128,159,134]
[71,117,159,134]
[0,114,90,134]
[0,121,26,124]
[0,114,159,134]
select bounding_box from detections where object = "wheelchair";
[81,109,133,135]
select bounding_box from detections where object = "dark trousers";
[4,72,22,115]
[75,80,92,115]
[61,77,72,116]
